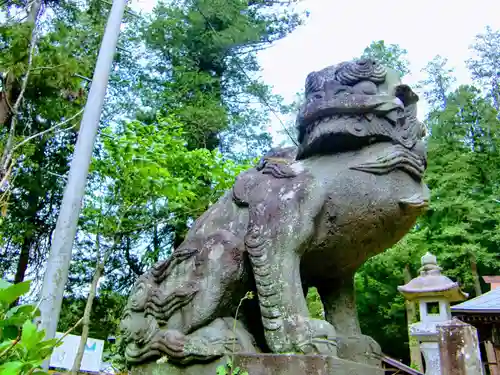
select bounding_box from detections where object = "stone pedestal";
[420,342,441,375]
[131,354,384,375]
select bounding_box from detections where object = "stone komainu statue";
[120,59,429,368]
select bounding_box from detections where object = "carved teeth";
[385,111,398,124]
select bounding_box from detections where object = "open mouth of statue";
[297,115,392,159]
[296,93,407,160]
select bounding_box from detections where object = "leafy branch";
[0,22,38,185]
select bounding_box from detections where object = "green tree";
[360,40,410,77]
[419,55,456,110]
[101,0,307,255]
[421,85,500,285]
[0,0,140,285]
[466,26,500,111]
[138,0,304,159]
[0,0,102,284]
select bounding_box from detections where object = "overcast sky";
[130,0,500,143]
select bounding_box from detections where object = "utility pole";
[38,0,128,368]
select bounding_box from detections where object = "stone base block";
[131,353,384,375]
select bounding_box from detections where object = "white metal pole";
[38,0,127,367]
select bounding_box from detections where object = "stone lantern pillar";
[398,252,468,375]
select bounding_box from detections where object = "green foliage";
[361,40,410,77]
[139,0,303,158]
[419,55,456,110]
[0,279,60,375]
[91,115,253,240]
[466,26,500,110]
[421,85,500,285]
[0,0,108,285]
[216,358,248,375]
[306,287,324,320]
[95,116,249,211]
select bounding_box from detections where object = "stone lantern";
[398,252,468,375]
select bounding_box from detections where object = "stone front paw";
[120,310,159,348]
[286,316,337,356]
[123,328,187,364]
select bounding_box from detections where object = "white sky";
[130,0,500,144]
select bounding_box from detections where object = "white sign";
[49,332,104,373]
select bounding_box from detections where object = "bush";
[0,279,60,375]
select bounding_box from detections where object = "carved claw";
[125,329,190,364]
[120,311,159,348]
[124,317,257,366]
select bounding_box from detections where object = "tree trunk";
[70,263,103,375]
[14,236,33,284]
[10,236,32,306]
[71,228,122,374]
[173,221,188,249]
[71,236,104,375]
[14,166,43,287]
[125,236,143,276]
[470,253,482,296]
[0,72,15,127]
[404,264,423,372]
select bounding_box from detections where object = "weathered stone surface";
[438,319,484,375]
[120,58,429,371]
[335,334,382,367]
[132,354,384,375]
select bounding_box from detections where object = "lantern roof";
[398,252,468,302]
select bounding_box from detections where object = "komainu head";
[296,58,426,160]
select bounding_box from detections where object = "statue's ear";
[305,71,322,94]
[394,84,419,106]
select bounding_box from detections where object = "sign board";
[49,332,104,372]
